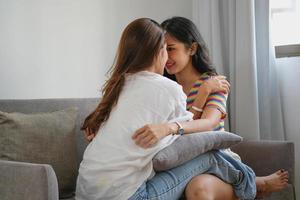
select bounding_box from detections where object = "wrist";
[191,106,203,113]
[200,83,211,94]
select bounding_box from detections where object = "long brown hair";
[81,18,165,134]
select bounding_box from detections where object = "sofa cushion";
[153,131,242,171]
[0,108,78,198]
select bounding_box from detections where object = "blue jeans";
[128,150,256,200]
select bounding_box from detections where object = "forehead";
[165,33,181,45]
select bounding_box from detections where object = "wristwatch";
[174,121,184,136]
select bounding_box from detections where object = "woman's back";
[76,71,193,200]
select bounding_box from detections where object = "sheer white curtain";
[192,0,285,140]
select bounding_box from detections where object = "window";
[271,0,300,57]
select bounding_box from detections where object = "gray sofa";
[0,98,296,200]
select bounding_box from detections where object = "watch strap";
[174,121,184,136]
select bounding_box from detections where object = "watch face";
[178,128,184,135]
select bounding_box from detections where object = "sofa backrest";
[0,98,100,164]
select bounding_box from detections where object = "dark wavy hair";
[161,16,217,81]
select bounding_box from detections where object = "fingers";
[87,134,95,142]
[132,125,148,139]
[132,125,159,148]
[84,128,95,142]
[145,138,157,148]
[134,131,157,148]
[136,134,155,148]
[215,75,227,80]
[221,80,230,93]
[134,129,149,142]
[221,79,230,87]
[84,128,90,137]
[217,78,230,93]
[205,75,231,93]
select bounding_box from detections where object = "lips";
[165,60,175,69]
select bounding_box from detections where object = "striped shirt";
[187,73,227,131]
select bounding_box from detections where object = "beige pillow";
[0,108,78,198]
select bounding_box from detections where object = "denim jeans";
[128,150,256,200]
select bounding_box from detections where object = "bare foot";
[256,170,289,198]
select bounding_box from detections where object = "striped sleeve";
[204,92,228,119]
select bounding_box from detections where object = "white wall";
[276,57,300,197]
[0,0,192,99]
[1,0,299,194]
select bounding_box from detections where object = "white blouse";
[76,71,193,200]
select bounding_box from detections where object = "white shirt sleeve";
[167,83,194,123]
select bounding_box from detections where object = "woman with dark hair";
[76,18,257,200]
[158,16,288,199]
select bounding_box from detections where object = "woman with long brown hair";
[76,18,257,200]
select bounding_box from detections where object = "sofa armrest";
[0,160,59,200]
[231,140,294,185]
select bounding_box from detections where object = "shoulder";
[154,75,186,101]
[156,75,182,92]
[127,71,185,100]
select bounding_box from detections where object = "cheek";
[162,50,168,63]
[164,50,168,61]
[176,52,188,64]
[167,51,174,58]
[167,53,177,63]
[182,50,191,61]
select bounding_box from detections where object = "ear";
[190,42,198,56]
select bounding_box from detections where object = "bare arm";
[189,86,210,119]
[132,107,222,148]
[133,76,229,148]
[190,76,230,119]
[83,75,229,143]
[180,107,222,133]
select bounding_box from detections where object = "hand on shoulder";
[202,75,230,94]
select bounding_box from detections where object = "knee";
[187,188,214,200]
[185,177,214,200]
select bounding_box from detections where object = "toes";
[281,172,289,179]
[279,169,288,174]
[280,173,289,178]
[281,176,289,181]
[278,170,289,176]
[276,169,287,176]
[276,170,283,175]
[283,170,289,174]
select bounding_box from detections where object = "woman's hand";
[132,123,173,148]
[84,128,95,142]
[202,75,230,94]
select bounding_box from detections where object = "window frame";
[275,44,300,58]
[271,0,296,14]
[271,0,299,58]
